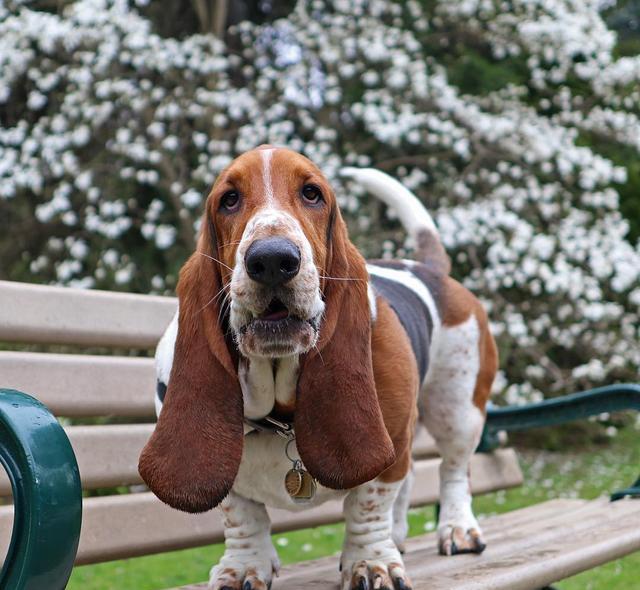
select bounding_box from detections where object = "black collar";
[244,415,294,439]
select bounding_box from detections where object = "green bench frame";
[1,383,638,590]
[0,389,81,590]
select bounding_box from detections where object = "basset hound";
[139,146,498,590]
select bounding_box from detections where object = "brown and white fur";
[140,147,498,590]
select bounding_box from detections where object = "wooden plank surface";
[0,280,175,348]
[0,351,157,417]
[175,499,588,589]
[0,449,522,565]
[175,498,640,590]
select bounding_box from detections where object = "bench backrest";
[0,279,523,565]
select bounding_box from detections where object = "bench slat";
[0,424,438,495]
[177,497,638,590]
[0,351,156,417]
[0,280,175,348]
[0,424,154,495]
[0,449,522,565]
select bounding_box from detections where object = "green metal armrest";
[0,389,82,590]
[478,383,640,501]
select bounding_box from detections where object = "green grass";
[68,426,639,590]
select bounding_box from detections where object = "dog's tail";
[340,167,450,274]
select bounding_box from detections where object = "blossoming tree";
[1,0,639,403]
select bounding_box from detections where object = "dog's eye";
[220,190,240,212]
[301,184,323,205]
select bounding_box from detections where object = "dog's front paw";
[209,555,279,590]
[437,522,486,556]
[341,549,412,590]
[343,560,412,590]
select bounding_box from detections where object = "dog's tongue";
[259,300,289,321]
[261,308,288,321]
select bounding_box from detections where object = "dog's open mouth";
[236,297,320,357]
[257,298,290,322]
[242,298,302,335]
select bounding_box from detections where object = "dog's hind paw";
[438,525,486,556]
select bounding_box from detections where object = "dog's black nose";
[245,237,301,287]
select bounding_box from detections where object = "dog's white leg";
[209,491,279,590]
[341,479,412,590]
[391,466,413,553]
[422,315,487,555]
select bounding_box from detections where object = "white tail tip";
[340,166,439,237]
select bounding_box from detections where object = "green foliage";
[606,0,640,57]
[441,48,530,97]
[616,160,640,244]
[577,131,640,243]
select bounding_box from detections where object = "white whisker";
[218,290,232,323]
[312,343,325,366]
[218,240,242,249]
[197,251,234,272]
[198,283,231,314]
[318,275,364,282]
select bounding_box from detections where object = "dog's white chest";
[240,356,299,419]
[232,431,346,510]
[235,355,346,510]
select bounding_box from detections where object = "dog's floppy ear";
[295,208,395,489]
[138,216,243,513]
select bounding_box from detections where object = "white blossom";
[1,0,638,402]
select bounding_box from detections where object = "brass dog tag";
[284,468,303,496]
[295,470,317,501]
[285,461,316,502]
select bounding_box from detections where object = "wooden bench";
[0,278,638,590]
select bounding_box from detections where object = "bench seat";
[174,497,640,590]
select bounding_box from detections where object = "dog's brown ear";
[295,209,395,489]
[138,218,243,513]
